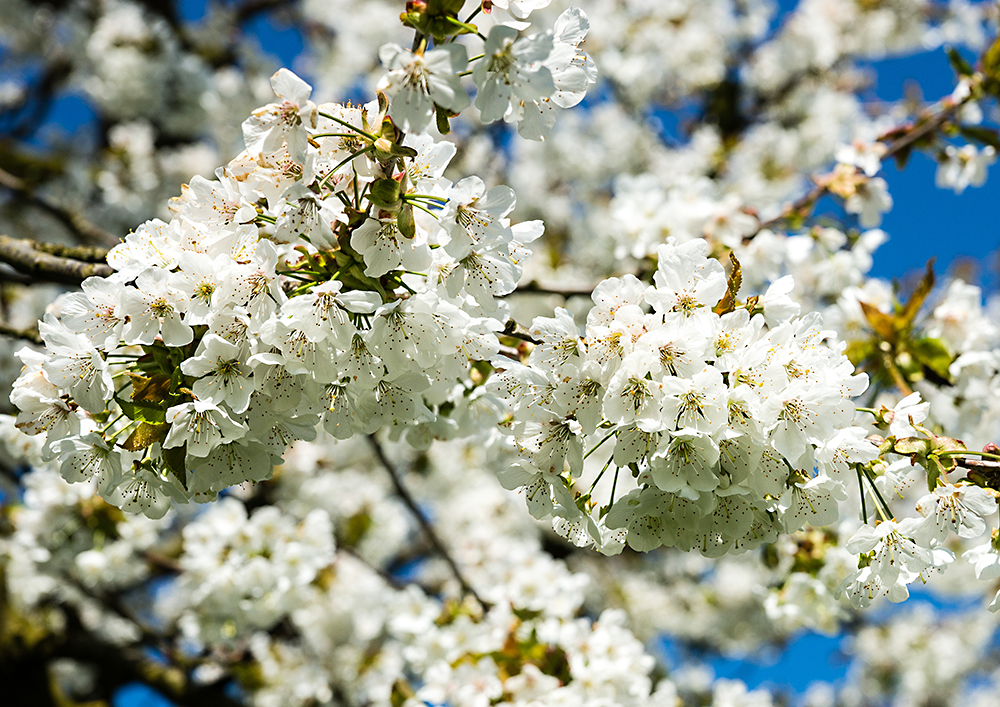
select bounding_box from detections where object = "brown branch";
[30,241,111,263]
[0,167,118,247]
[55,633,243,707]
[502,319,540,346]
[0,234,113,285]
[367,435,488,608]
[142,550,183,574]
[953,457,1000,470]
[0,321,42,346]
[511,281,595,298]
[234,0,295,22]
[0,265,33,285]
[496,344,521,361]
[744,85,973,241]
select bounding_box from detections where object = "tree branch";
[502,319,540,346]
[367,435,488,608]
[0,235,113,285]
[0,321,42,346]
[30,241,111,263]
[234,0,295,22]
[744,84,973,242]
[510,281,596,298]
[55,633,243,707]
[0,167,119,247]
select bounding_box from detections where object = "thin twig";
[142,550,183,574]
[502,319,540,346]
[496,344,521,361]
[367,435,488,608]
[338,546,407,591]
[0,234,113,285]
[745,87,971,242]
[883,351,915,397]
[54,630,243,707]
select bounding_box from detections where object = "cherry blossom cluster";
[171,498,335,646]
[380,6,596,141]
[492,237,874,555]
[8,68,545,515]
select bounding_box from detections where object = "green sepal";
[397,203,416,239]
[893,436,930,456]
[946,46,975,77]
[435,104,453,135]
[369,178,403,211]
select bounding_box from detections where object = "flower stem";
[856,465,869,522]
[939,449,1000,463]
[317,112,378,141]
[584,429,616,460]
[319,145,375,190]
[863,466,894,521]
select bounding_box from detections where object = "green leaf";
[897,259,935,330]
[114,394,167,425]
[860,301,897,343]
[170,366,185,394]
[129,373,171,403]
[120,422,169,452]
[958,125,1000,150]
[909,336,954,382]
[946,46,975,77]
[982,34,1000,82]
[142,344,173,373]
[162,444,188,490]
[713,253,742,315]
[845,340,876,367]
